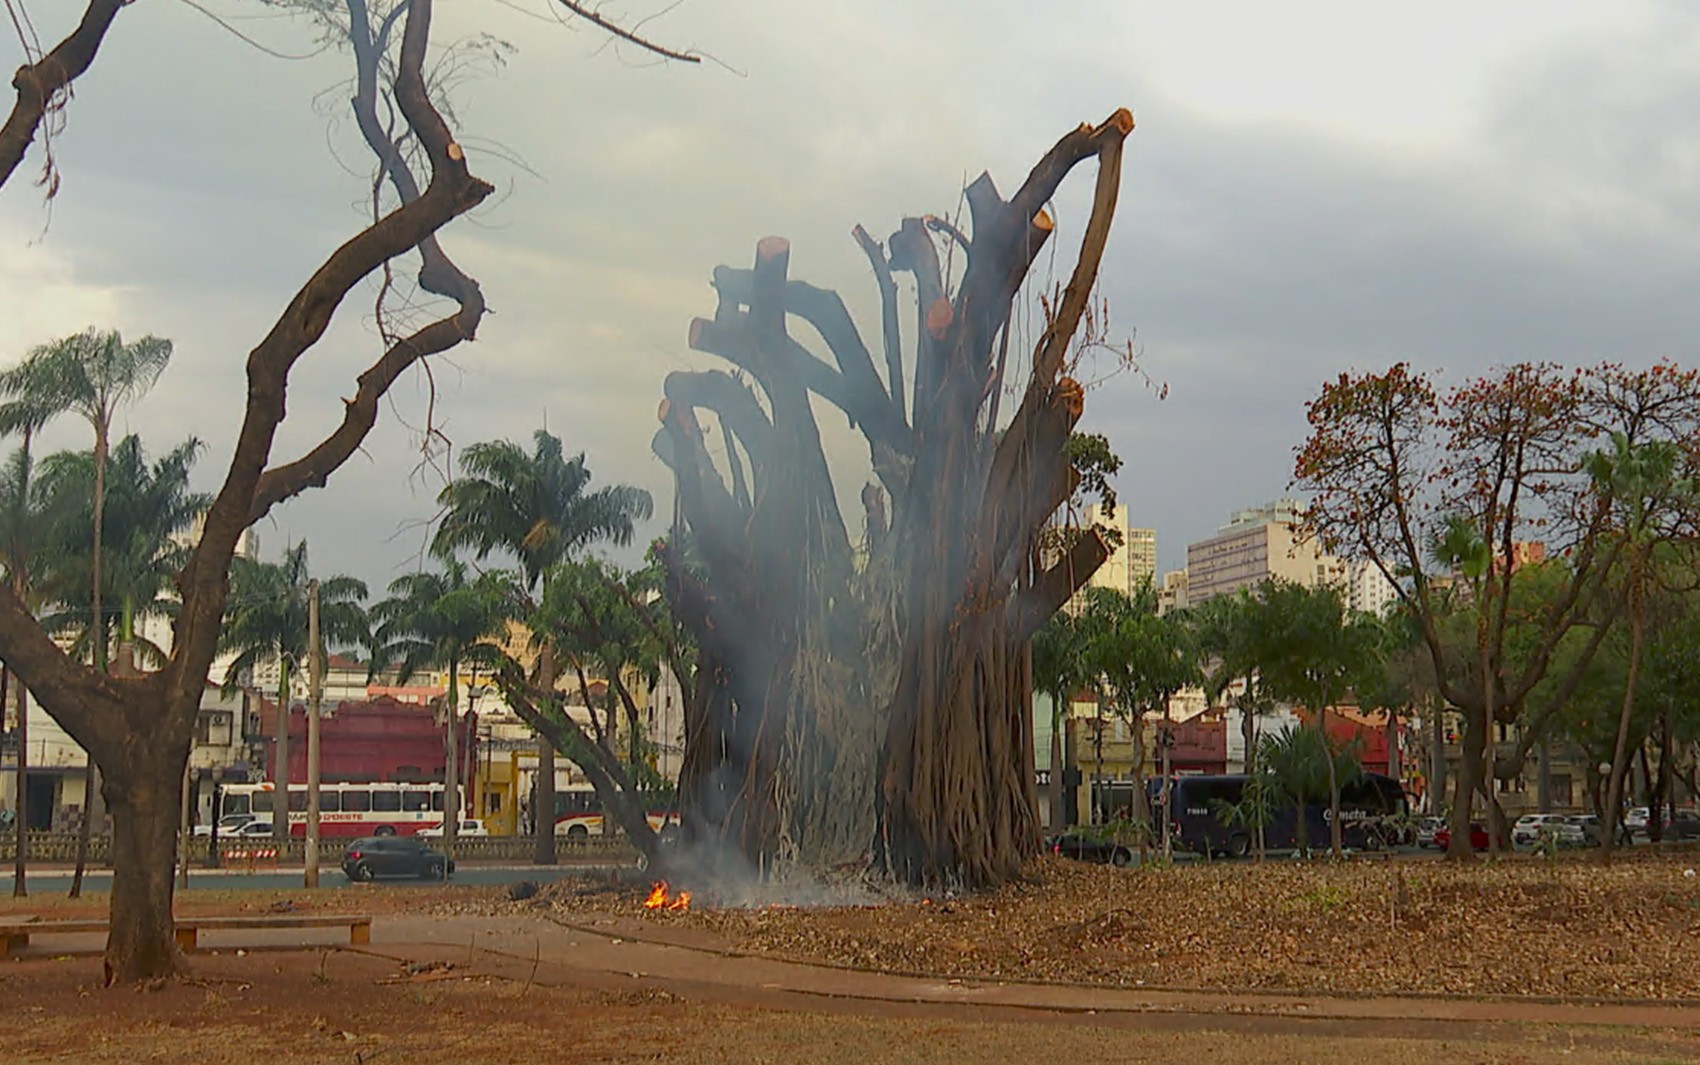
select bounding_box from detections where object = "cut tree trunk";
[658,111,1133,890]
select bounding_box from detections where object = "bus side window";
[225,793,250,816]
[403,789,431,813]
[372,790,401,813]
[253,792,274,814]
[431,791,444,812]
[320,792,341,813]
[288,790,309,813]
[343,790,371,812]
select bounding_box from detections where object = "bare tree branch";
[0,0,125,193]
[168,0,492,713]
[553,0,700,63]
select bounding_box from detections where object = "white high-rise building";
[1343,559,1399,618]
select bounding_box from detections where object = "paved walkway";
[357,912,1700,1046]
[12,909,1700,1049]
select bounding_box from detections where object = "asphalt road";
[1,862,630,894]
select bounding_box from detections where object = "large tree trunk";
[102,755,184,984]
[659,112,1133,890]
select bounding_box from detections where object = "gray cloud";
[4,0,1700,588]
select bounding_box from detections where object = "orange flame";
[667,891,692,912]
[642,882,668,909]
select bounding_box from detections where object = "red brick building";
[266,696,477,786]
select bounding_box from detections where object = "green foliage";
[433,429,652,594]
[370,557,514,703]
[33,435,210,655]
[1079,583,1202,721]
[1063,431,1122,515]
[1250,580,1383,714]
[0,328,172,442]
[220,540,369,699]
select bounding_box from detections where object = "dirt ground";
[549,852,1700,1000]
[5,950,1699,1065]
[0,882,496,921]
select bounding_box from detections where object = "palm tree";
[0,360,67,894]
[33,436,210,666]
[1586,431,1691,862]
[370,559,511,858]
[432,429,652,864]
[221,541,368,840]
[1032,610,1089,832]
[0,439,53,896]
[1254,580,1380,859]
[0,378,62,898]
[0,327,172,894]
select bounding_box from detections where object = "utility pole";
[304,579,322,889]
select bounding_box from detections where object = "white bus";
[216,782,447,838]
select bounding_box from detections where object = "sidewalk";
[360,913,1700,1039]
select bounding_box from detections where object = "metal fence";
[0,832,636,867]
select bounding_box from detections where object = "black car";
[342,836,455,881]
[1661,812,1700,841]
[1045,832,1135,868]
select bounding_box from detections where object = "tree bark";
[0,0,126,191]
[102,757,184,984]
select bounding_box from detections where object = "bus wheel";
[373,825,396,837]
[567,824,589,839]
[1227,834,1250,859]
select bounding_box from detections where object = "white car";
[1511,813,1569,847]
[419,819,488,838]
[192,814,270,838]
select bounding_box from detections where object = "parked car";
[1045,832,1135,868]
[1432,823,1501,852]
[1414,817,1446,849]
[1561,815,1631,847]
[1511,813,1569,847]
[419,819,488,838]
[192,814,269,838]
[342,836,455,881]
[1627,807,1700,841]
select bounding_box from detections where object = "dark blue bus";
[1151,773,1410,857]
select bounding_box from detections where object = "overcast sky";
[3,0,1698,589]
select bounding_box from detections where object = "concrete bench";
[0,913,373,956]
